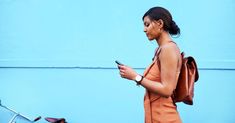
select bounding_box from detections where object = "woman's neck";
[156,31,172,47]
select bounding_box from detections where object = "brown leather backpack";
[157,51,199,105]
[172,52,199,105]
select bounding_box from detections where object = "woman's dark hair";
[142,7,180,36]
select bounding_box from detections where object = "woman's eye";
[144,23,150,27]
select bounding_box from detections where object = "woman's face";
[143,16,161,41]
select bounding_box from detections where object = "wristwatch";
[135,74,143,85]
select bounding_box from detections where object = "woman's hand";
[118,65,138,81]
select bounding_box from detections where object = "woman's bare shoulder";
[160,42,180,54]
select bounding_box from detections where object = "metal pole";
[8,113,19,123]
[0,100,33,122]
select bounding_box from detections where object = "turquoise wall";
[1,0,235,123]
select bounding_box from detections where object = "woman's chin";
[146,36,154,41]
[148,38,154,41]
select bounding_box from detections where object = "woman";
[117,7,182,123]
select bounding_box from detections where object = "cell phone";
[115,60,123,65]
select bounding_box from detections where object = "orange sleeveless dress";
[143,48,182,123]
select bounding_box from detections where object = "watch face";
[135,75,141,82]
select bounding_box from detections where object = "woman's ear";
[157,19,164,29]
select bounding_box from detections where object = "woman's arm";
[118,45,179,97]
[142,45,179,97]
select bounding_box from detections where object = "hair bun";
[169,20,180,35]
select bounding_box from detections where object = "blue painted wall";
[1,0,235,123]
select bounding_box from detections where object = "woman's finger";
[120,71,125,76]
[118,65,125,70]
[120,69,125,73]
[120,72,126,78]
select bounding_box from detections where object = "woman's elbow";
[152,89,173,98]
[162,88,174,98]
[150,84,174,97]
[161,93,172,98]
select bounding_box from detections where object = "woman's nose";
[143,27,147,32]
